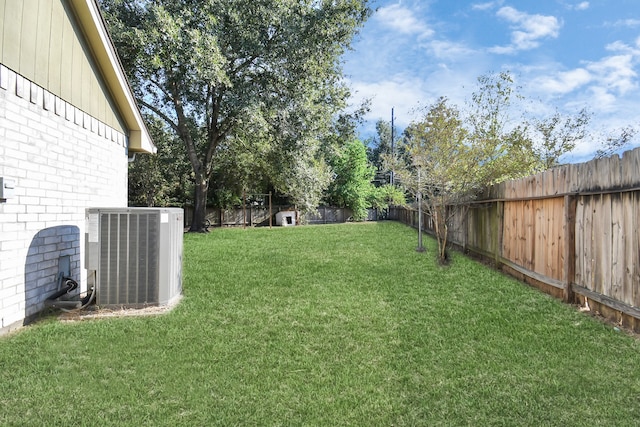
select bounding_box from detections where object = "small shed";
[275,210,297,226]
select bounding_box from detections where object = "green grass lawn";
[2,221,640,426]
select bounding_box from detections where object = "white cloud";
[588,86,617,110]
[559,1,589,11]
[424,40,477,61]
[529,51,637,101]
[535,68,592,94]
[471,1,504,11]
[606,19,640,28]
[524,38,639,118]
[606,39,640,56]
[375,4,434,38]
[489,6,562,54]
[573,2,589,11]
[348,75,430,127]
[587,54,638,95]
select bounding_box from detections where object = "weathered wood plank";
[583,196,595,292]
[621,192,635,307]
[563,195,576,302]
[515,200,524,267]
[600,194,613,297]
[503,201,516,264]
[549,197,562,281]
[524,200,534,271]
[501,258,565,289]
[573,284,640,319]
[634,192,640,309]
[501,202,510,261]
[534,200,544,276]
[610,193,624,304]
[574,197,584,288]
[590,195,604,294]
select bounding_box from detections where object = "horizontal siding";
[0,0,125,134]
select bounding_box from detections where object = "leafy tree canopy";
[128,115,191,207]
[325,139,375,221]
[100,0,372,230]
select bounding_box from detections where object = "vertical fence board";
[611,193,624,303]
[574,197,585,289]
[634,192,640,309]
[544,199,555,279]
[602,194,613,298]
[563,195,576,302]
[510,201,520,266]
[544,198,557,279]
[584,196,596,293]
[590,195,602,294]
[524,200,534,271]
[593,195,612,296]
[534,200,544,276]
[555,197,565,281]
[515,201,524,267]
[506,201,521,265]
[621,192,634,307]
[496,201,504,264]
[502,202,512,261]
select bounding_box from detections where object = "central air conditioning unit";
[85,207,183,308]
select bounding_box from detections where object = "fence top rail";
[391,183,640,209]
[483,147,640,200]
[474,184,640,204]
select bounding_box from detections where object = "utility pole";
[390,107,395,186]
[416,167,425,253]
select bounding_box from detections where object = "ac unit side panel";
[157,210,183,305]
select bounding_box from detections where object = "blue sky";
[343,0,640,162]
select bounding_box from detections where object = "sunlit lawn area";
[1,221,640,425]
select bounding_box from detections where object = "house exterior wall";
[0,64,128,334]
[0,0,126,134]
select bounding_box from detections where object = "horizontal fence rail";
[392,147,640,331]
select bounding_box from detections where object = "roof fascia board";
[68,0,156,153]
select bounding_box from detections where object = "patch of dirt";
[58,295,182,322]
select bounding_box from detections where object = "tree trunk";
[434,205,448,264]
[189,175,209,232]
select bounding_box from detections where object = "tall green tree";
[100,0,371,231]
[391,97,471,263]
[128,115,191,207]
[366,119,398,186]
[466,71,539,184]
[325,140,375,221]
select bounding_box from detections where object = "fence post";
[269,192,272,228]
[563,195,577,303]
[462,206,468,253]
[243,191,246,229]
[495,201,504,268]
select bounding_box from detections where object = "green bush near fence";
[1,222,639,426]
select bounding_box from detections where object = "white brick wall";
[0,65,129,333]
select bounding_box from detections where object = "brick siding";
[0,64,128,333]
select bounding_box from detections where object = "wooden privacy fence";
[184,206,382,227]
[392,147,640,330]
